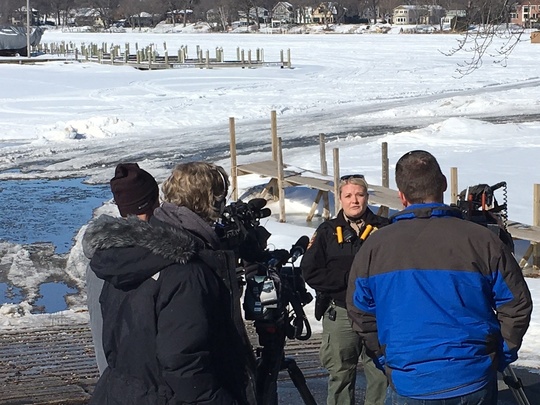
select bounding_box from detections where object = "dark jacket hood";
[83,214,198,290]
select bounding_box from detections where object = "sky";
[0,23,539,371]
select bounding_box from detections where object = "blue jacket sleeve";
[491,245,533,371]
[346,246,382,359]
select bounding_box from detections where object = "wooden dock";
[236,159,400,211]
[13,42,294,70]
[229,111,540,271]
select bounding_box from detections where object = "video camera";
[215,197,317,404]
[243,235,313,341]
[215,197,312,337]
[215,198,272,263]
[454,181,513,251]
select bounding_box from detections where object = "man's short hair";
[395,150,446,204]
[161,162,229,222]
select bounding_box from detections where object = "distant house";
[442,9,468,31]
[393,5,444,25]
[238,7,270,25]
[68,8,104,28]
[312,2,337,24]
[166,9,193,24]
[10,6,39,26]
[272,2,295,27]
[128,12,161,28]
[393,5,425,25]
[295,6,313,24]
[511,1,540,27]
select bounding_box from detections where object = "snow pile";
[38,116,133,142]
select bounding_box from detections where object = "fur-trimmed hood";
[83,215,199,290]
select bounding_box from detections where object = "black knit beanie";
[110,163,159,217]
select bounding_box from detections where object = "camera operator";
[86,162,255,405]
[300,175,388,405]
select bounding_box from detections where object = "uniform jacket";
[347,203,533,400]
[300,208,388,307]
[84,203,255,405]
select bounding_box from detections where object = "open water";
[0,177,109,313]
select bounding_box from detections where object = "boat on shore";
[0,25,44,56]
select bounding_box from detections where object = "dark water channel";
[0,177,110,313]
[0,177,110,253]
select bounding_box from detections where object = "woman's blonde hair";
[162,162,229,222]
[338,175,368,197]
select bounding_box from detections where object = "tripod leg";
[284,357,317,405]
[502,366,531,405]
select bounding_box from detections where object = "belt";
[331,299,346,309]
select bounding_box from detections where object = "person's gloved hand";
[374,355,386,373]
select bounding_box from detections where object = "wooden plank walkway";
[237,159,402,209]
[236,160,540,245]
[1,321,539,404]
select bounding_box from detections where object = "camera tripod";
[502,365,531,405]
[254,319,317,405]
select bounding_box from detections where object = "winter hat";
[110,163,159,217]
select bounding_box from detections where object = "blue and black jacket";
[347,203,532,399]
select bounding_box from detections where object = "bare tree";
[0,0,25,25]
[443,0,524,76]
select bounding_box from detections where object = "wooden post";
[307,134,329,221]
[205,50,210,68]
[450,167,458,204]
[381,142,389,188]
[533,184,540,270]
[229,117,238,201]
[320,134,330,219]
[287,49,291,68]
[379,142,390,217]
[333,148,340,217]
[277,137,286,222]
[271,110,278,161]
[320,133,328,175]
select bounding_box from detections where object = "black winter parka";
[300,208,388,306]
[84,206,254,405]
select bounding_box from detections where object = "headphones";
[214,166,229,215]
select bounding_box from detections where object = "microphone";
[290,235,309,263]
[248,198,267,211]
[268,249,291,268]
[257,208,272,219]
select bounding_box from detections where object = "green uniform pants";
[320,304,387,405]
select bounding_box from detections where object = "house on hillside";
[295,6,313,24]
[272,2,295,27]
[127,12,162,28]
[312,2,337,24]
[238,7,270,25]
[166,9,193,24]
[511,1,540,28]
[393,4,444,25]
[10,6,39,26]
[68,8,104,28]
[393,5,427,25]
[442,9,468,31]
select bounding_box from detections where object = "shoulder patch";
[307,232,317,250]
